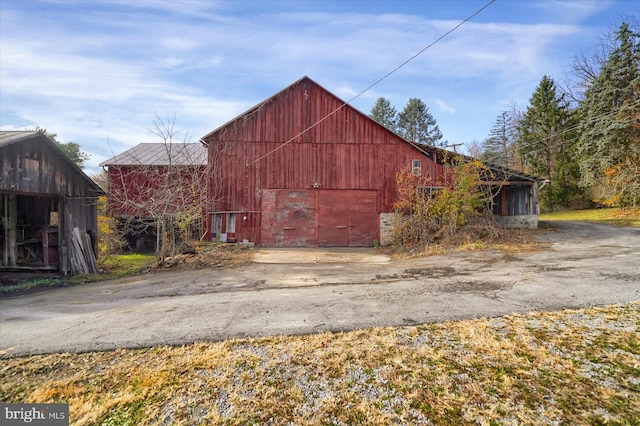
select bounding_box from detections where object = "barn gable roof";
[0,130,104,194]
[202,76,541,183]
[100,143,207,167]
[201,75,415,145]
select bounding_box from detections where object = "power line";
[482,99,640,161]
[252,0,496,165]
[515,99,640,155]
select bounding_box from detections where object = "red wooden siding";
[107,165,206,218]
[204,77,445,246]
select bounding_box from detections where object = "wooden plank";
[83,231,99,274]
[71,228,90,274]
[76,227,99,274]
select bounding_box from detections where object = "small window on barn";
[226,213,236,233]
[412,159,422,176]
[211,214,222,240]
[418,186,443,199]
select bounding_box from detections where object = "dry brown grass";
[1,303,638,425]
[388,227,547,259]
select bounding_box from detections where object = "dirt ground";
[0,220,638,357]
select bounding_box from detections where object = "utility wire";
[514,99,640,154]
[252,0,497,165]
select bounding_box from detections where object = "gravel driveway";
[1,221,638,357]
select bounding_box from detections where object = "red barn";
[100,143,207,250]
[203,76,540,247]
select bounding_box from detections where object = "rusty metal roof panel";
[100,143,207,167]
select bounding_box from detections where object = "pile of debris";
[157,241,255,270]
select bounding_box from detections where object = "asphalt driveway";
[1,221,638,357]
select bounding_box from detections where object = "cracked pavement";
[1,221,638,357]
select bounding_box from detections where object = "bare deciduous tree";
[102,114,208,259]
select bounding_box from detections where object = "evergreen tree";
[577,22,640,207]
[518,76,582,210]
[35,127,90,169]
[483,110,518,168]
[397,98,446,147]
[369,97,398,132]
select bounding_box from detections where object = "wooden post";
[42,228,49,266]
[2,194,8,266]
[7,194,17,266]
[501,189,509,217]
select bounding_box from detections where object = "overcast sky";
[1,0,638,173]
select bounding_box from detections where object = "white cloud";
[434,98,456,114]
[1,0,630,171]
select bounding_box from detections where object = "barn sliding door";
[260,189,378,247]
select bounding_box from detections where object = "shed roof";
[100,143,207,167]
[0,130,104,194]
[407,141,542,183]
[0,130,40,146]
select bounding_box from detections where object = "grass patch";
[1,303,638,425]
[540,208,640,227]
[0,277,62,294]
[2,243,251,295]
[98,253,156,278]
[0,254,156,295]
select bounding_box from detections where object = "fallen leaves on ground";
[1,303,638,425]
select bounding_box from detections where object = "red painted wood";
[317,190,349,247]
[258,189,378,247]
[501,189,509,217]
[107,165,206,218]
[205,77,446,246]
[345,190,378,247]
[275,190,316,247]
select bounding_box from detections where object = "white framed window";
[412,159,422,176]
[226,213,236,233]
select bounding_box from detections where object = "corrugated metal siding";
[205,78,445,245]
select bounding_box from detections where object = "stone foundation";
[496,214,539,229]
[379,212,398,246]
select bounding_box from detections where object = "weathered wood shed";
[202,76,540,247]
[0,131,102,274]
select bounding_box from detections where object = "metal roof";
[99,143,207,167]
[0,130,40,147]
